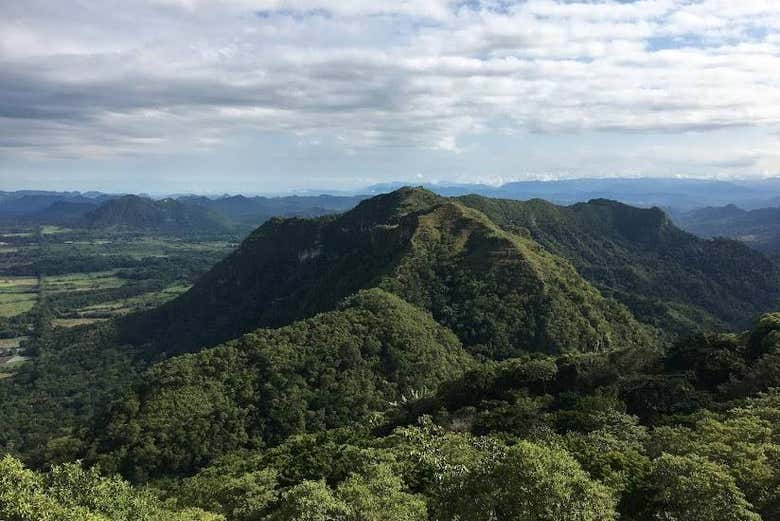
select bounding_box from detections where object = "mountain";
[7,187,780,521]
[0,192,113,222]
[457,195,780,335]
[365,177,780,210]
[82,195,234,235]
[673,204,780,253]
[93,289,473,479]
[183,194,366,226]
[121,187,653,359]
[27,200,100,224]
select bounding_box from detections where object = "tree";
[267,481,345,521]
[335,464,426,521]
[637,453,760,521]
[434,440,617,521]
[0,455,221,521]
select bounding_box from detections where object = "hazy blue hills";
[80,195,234,235]
[0,189,366,231]
[182,193,366,226]
[367,177,780,210]
[673,204,780,253]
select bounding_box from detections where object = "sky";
[1,0,780,194]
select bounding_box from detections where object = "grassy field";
[40,225,70,235]
[0,276,39,317]
[0,337,28,349]
[0,225,236,339]
[52,317,109,328]
[43,271,126,294]
[76,283,191,317]
[0,354,31,378]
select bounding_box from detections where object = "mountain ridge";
[458,194,780,334]
[120,187,654,359]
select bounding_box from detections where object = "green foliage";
[124,187,654,359]
[6,189,780,521]
[459,194,780,335]
[0,455,222,521]
[93,289,472,479]
[267,480,345,521]
[638,453,761,521]
[433,440,617,521]
[83,195,234,236]
[334,464,427,521]
[178,467,278,521]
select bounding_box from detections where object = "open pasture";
[0,276,39,317]
[43,271,125,294]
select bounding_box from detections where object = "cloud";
[0,0,779,169]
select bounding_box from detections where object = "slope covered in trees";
[91,289,472,479]
[184,194,365,226]
[82,195,234,235]
[5,188,780,520]
[121,187,653,359]
[459,195,780,334]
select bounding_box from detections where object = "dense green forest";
[3,188,780,520]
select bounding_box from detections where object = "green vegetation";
[459,195,780,335]
[82,195,234,236]
[92,289,472,480]
[0,455,220,521]
[124,188,654,359]
[0,276,38,317]
[3,188,780,520]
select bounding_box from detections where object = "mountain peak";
[340,186,443,227]
[82,195,232,234]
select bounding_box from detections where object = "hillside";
[674,204,780,253]
[458,195,780,335]
[5,189,780,521]
[184,194,365,226]
[0,192,111,222]
[28,200,99,224]
[92,289,473,479]
[82,195,234,235]
[122,187,653,359]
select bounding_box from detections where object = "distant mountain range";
[2,177,779,243]
[80,195,234,235]
[366,177,780,210]
[0,190,366,235]
[672,204,780,254]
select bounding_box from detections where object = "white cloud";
[0,0,779,174]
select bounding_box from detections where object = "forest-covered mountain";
[120,187,653,359]
[459,195,780,334]
[674,204,780,254]
[3,187,780,521]
[367,177,780,209]
[0,192,109,222]
[183,194,366,226]
[81,195,235,235]
[0,190,366,231]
